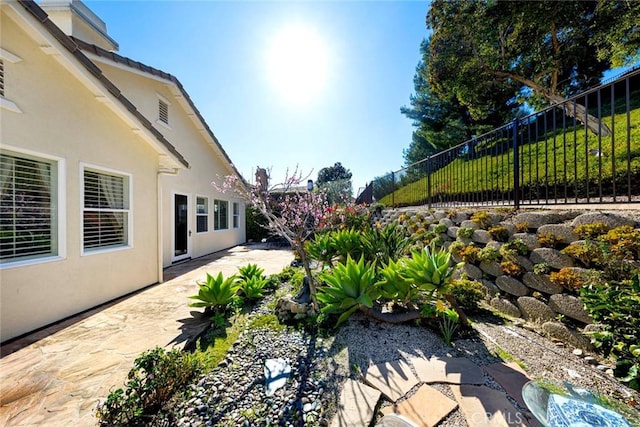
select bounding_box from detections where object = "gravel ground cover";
[158,295,640,426]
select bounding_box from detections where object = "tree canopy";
[316,162,352,185]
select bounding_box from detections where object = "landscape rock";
[517,256,534,272]
[542,322,594,351]
[498,222,516,235]
[514,212,562,229]
[479,261,503,277]
[439,218,454,228]
[530,248,575,269]
[571,212,636,229]
[460,263,483,280]
[548,294,592,324]
[510,233,540,251]
[490,297,521,318]
[471,230,491,244]
[447,226,459,239]
[480,280,500,297]
[496,276,529,297]
[451,212,469,225]
[485,241,503,251]
[537,224,579,244]
[459,220,479,230]
[433,211,447,220]
[522,272,563,295]
[516,296,556,323]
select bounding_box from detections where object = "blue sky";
[84,0,431,194]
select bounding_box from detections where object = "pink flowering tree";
[213,168,329,311]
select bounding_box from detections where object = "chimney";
[39,0,119,52]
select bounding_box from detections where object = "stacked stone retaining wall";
[374,207,640,350]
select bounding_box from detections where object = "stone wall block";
[433,211,447,220]
[471,230,491,244]
[460,220,479,230]
[480,280,500,297]
[542,322,594,351]
[571,212,636,229]
[516,296,556,323]
[461,263,483,280]
[480,261,503,277]
[496,276,529,296]
[498,222,516,235]
[517,256,534,272]
[514,212,562,229]
[522,272,563,295]
[439,218,454,228]
[447,226,459,239]
[452,212,469,225]
[549,294,592,324]
[537,224,579,244]
[530,248,575,269]
[510,233,540,251]
[490,297,521,318]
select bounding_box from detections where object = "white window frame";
[0,145,66,269]
[213,199,229,231]
[156,93,171,129]
[0,48,23,114]
[232,202,240,229]
[195,195,209,234]
[80,163,133,256]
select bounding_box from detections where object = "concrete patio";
[0,244,294,427]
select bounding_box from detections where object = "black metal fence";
[359,68,640,208]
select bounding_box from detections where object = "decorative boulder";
[480,261,503,277]
[490,297,521,318]
[496,276,529,297]
[522,272,563,295]
[510,233,540,251]
[471,230,491,244]
[517,296,557,323]
[549,294,592,324]
[542,322,594,351]
[514,212,563,229]
[530,248,575,270]
[537,224,579,244]
[571,212,636,229]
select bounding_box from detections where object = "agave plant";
[237,263,265,282]
[239,276,268,300]
[317,255,380,326]
[189,272,239,315]
[362,222,413,267]
[330,229,365,263]
[305,232,337,268]
[377,258,419,306]
[403,244,462,292]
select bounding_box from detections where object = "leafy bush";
[457,227,475,239]
[449,278,485,313]
[458,245,480,264]
[470,211,492,229]
[433,223,448,234]
[488,225,510,242]
[362,222,413,266]
[189,273,239,315]
[246,206,270,242]
[238,276,268,300]
[514,222,530,233]
[581,276,640,391]
[549,268,587,291]
[377,258,418,305]
[306,232,337,267]
[320,204,371,231]
[317,255,380,326]
[501,239,529,257]
[599,225,640,261]
[330,229,365,263]
[537,232,562,249]
[561,241,604,268]
[500,260,525,277]
[237,263,265,282]
[574,222,610,239]
[402,245,462,291]
[533,263,551,275]
[96,347,200,426]
[477,246,500,263]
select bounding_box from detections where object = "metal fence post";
[512,119,520,209]
[426,156,432,209]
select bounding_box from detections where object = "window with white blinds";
[214,199,228,230]
[196,196,208,233]
[232,202,239,229]
[0,150,57,263]
[83,167,130,251]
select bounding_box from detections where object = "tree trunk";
[493,70,611,136]
[443,293,469,327]
[297,245,318,312]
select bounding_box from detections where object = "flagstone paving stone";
[331,378,382,427]
[365,359,420,402]
[381,384,458,427]
[484,361,531,408]
[450,384,531,427]
[411,356,485,385]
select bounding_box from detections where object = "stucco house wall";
[0,10,161,341]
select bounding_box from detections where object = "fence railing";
[359,68,640,208]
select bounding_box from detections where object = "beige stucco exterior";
[0,2,245,341]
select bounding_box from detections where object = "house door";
[174,194,190,260]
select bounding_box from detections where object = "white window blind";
[196,196,208,233]
[214,199,228,230]
[158,99,169,125]
[83,168,129,250]
[0,151,57,263]
[232,202,239,228]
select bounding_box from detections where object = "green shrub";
[477,246,500,263]
[599,225,640,260]
[330,229,365,262]
[96,347,201,426]
[514,222,530,233]
[317,255,380,326]
[361,222,413,266]
[457,227,475,239]
[238,276,268,300]
[574,222,610,239]
[449,278,485,313]
[449,240,465,254]
[537,232,562,249]
[306,232,337,267]
[533,263,551,275]
[470,211,492,229]
[402,245,462,291]
[189,272,239,315]
[237,263,265,281]
[581,276,640,391]
[433,223,448,234]
[561,241,605,268]
[549,268,586,291]
[377,258,418,306]
[246,206,269,242]
[500,260,525,277]
[488,225,510,242]
[458,245,480,264]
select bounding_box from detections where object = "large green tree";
[317,162,353,205]
[426,0,640,136]
[401,39,519,165]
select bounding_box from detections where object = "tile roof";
[17,0,191,168]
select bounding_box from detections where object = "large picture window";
[0,150,58,263]
[196,196,208,233]
[83,167,130,251]
[232,202,240,229]
[214,199,228,230]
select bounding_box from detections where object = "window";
[0,150,58,263]
[0,59,4,97]
[196,196,208,233]
[158,99,169,125]
[232,202,240,228]
[214,199,228,230]
[83,167,130,251]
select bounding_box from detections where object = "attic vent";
[0,60,4,97]
[158,99,169,125]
